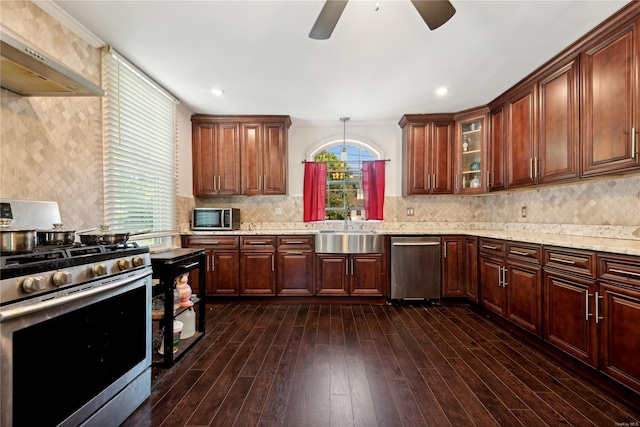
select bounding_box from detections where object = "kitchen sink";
[315,230,383,254]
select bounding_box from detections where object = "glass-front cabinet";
[455,111,487,194]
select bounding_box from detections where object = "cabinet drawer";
[479,238,505,257]
[277,235,314,250]
[598,253,640,286]
[506,242,541,263]
[241,236,276,249]
[182,235,239,250]
[543,246,596,278]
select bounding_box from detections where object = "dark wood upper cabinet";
[192,120,241,196]
[400,114,454,195]
[507,85,537,189]
[488,105,506,192]
[538,57,580,184]
[192,115,290,197]
[581,14,640,176]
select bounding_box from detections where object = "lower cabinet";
[479,238,542,336]
[182,236,240,296]
[315,253,384,296]
[276,235,314,296]
[442,236,465,297]
[240,236,276,296]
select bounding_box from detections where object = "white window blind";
[102,48,177,236]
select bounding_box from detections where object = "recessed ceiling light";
[212,88,224,96]
[435,87,448,96]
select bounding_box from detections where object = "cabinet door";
[442,236,465,297]
[263,122,287,195]
[599,282,640,394]
[403,122,430,195]
[350,254,384,296]
[277,250,313,296]
[582,16,640,176]
[192,123,218,196]
[456,115,486,194]
[507,86,537,189]
[543,270,597,367]
[430,121,454,194]
[464,237,479,303]
[479,256,505,316]
[538,57,580,184]
[209,250,240,295]
[240,251,276,295]
[315,255,349,296]
[505,261,542,336]
[217,123,242,195]
[240,122,263,196]
[488,105,506,191]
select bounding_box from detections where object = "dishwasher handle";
[392,242,440,246]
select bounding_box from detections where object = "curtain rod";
[301,159,391,163]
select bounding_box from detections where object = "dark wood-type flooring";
[122,302,640,426]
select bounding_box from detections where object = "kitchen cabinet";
[488,105,507,191]
[442,236,465,297]
[597,253,640,394]
[150,248,206,368]
[479,238,542,336]
[315,253,385,296]
[543,247,598,367]
[464,236,479,303]
[454,110,488,194]
[192,119,241,196]
[240,236,276,296]
[181,235,240,296]
[537,56,581,184]
[241,119,290,195]
[581,14,640,177]
[400,114,455,195]
[192,115,291,197]
[276,235,314,296]
[506,85,538,189]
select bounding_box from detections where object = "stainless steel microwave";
[192,208,240,230]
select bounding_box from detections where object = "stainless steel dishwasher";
[390,236,441,301]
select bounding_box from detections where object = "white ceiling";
[51,0,629,125]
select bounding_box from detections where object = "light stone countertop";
[182,226,640,256]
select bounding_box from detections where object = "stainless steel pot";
[78,226,150,245]
[37,223,76,246]
[0,219,36,254]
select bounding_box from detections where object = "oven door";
[0,269,152,427]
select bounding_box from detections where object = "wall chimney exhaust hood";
[0,25,104,97]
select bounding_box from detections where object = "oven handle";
[0,270,152,323]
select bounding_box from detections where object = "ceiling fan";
[309,0,456,40]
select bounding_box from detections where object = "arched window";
[311,141,380,220]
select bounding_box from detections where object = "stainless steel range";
[0,200,152,427]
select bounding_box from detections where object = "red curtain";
[303,162,327,222]
[362,160,386,220]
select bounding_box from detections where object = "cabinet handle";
[534,157,538,178]
[285,251,303,255]
[346,261,349,276]
[218,176,221,191]
[286,241,304,244]
[427,174,431,190]
[271,255,275,272]
[498,266,503,287]
[586,291,593,321]
[510,250,530,256]
[595,292,603,323]
[549,257,575,265]
[502,267,507,287]
[609,268,640,278]
[212,255,215,271]
[482,245,497,250]
[529,158,533,180]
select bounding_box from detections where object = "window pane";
[314,144,375,220]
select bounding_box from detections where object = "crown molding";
[31,0,105,48]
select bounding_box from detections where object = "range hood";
[0,25,104,96]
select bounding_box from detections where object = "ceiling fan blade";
[309,0,349,40]
[410,0,456,31]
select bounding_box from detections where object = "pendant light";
[340,117,349,161]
